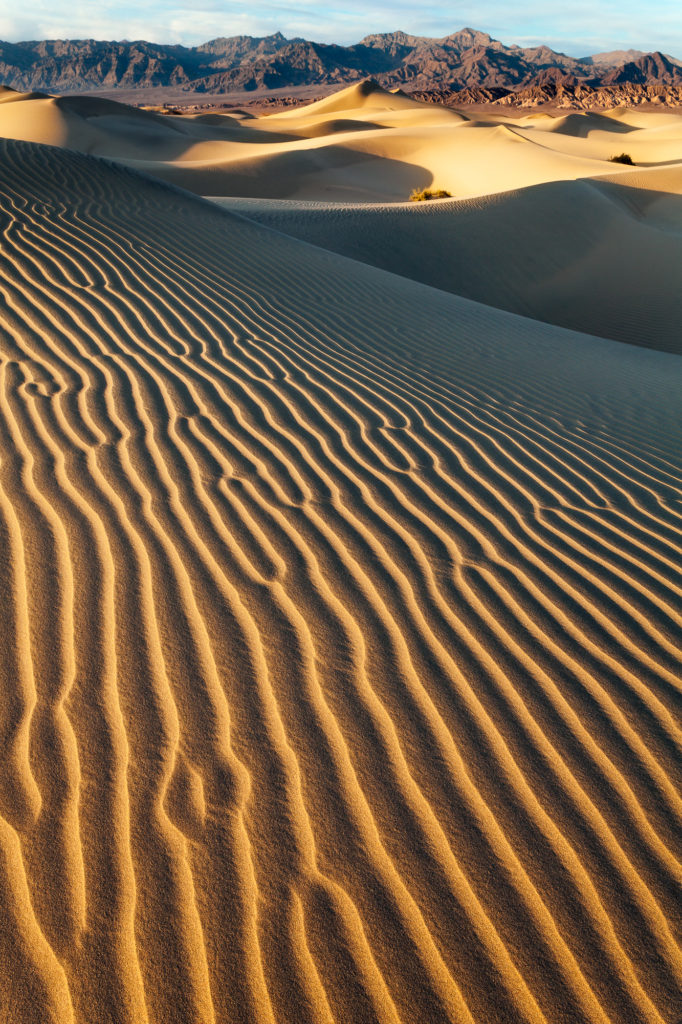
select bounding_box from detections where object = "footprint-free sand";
[0,80,681,1024]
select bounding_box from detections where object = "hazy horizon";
[1,2,682,60]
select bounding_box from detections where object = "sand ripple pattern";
[0,139,680,1024]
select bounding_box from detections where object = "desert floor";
[0,80,681,1024]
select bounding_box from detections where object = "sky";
[1,0,682,58]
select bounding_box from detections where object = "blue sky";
[2,1,681,58]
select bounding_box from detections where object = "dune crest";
[266,78,427,118]
[215,171,682,354]
[0,136,680,1023]
[2,83,682,201]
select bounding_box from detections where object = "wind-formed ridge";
[0,139,680,1024]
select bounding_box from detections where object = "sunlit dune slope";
[214,169,682,354]
[264,79,429,119]
[4,80,681,201]
[0,137,681,1024]
[0,86,273,160]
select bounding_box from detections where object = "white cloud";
[0,15,44,40]
[0,0,681,56]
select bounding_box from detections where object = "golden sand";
[0,81,680,1024]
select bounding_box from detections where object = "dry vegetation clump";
[609,152,635,164]
[140,105,184,115]
[409,187,453,201]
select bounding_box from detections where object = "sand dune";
[214,169,682,354]
[266,79,430,118]
[0,88,280,161]
[0,133,681,1024]
[3,80,682,200]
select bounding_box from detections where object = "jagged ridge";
[0,30,680,96]
[0,132,681,1024]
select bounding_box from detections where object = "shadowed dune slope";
[264,78,430,118]
[4,83,677,201]
[0,138,681,1024]
[0,89,303,161]
[214,173,682,354]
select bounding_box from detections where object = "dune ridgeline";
[0,78,681,1024]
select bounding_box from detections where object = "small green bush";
[609,152,635,165]
[409,188,453,202]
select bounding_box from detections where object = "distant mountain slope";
[416,81,682,110]
[0,29,680,95]
[602,51,682,85]
[182,29,602,93]
[586,49,647,66]
[0,33,293,91]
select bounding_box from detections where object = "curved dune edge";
[0,138,680,1024]
[211,171,682,355]
[3,82,682,203]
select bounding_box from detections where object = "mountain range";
[1,29,681,96]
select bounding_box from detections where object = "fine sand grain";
[0,81,681,1024]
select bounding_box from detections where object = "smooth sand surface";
[0,80,681,1024]
[212,170,682,354]
[3,79,682,201]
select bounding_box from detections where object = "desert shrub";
[609,153,635,165]
[409,188,453,202]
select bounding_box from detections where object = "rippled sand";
[0,79,681,1024]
